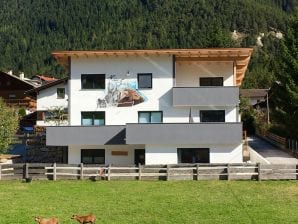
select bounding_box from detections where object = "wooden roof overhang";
[52,48,253,86]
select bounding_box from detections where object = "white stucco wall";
[68,143,243,165]
[64,55,242,165]
[37,83,68,110]
[145,143,243,164]
[69,56,237,125]
[36,82,68,126]
[68,144,144,165]
[175,61,234,87]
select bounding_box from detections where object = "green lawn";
[0,180,297,223]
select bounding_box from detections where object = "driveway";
[248,136,298,164]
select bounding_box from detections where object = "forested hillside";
[0,0,296,85]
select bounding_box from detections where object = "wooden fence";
[266,132,287,146]
[265,132,298,158]
[0,163,297,181]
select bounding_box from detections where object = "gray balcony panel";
[46,126,126,146]
[173,87,239,106]
[126,123,242,145]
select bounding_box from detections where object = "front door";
[134,149,145,165]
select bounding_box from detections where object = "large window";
[200,110,225,122]
[138,111,162,123]
[81,149,105,164]
[178,148,209,163]
[57,88,65,99]
[200,77,223,86]
[81,74,105,89]
[81,112,105,125]
[138,73,152,89]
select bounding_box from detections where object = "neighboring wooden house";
[0,71,37,112]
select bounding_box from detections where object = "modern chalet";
[46,48,253,165]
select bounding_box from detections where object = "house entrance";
[134,149,145,165]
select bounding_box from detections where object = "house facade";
[46,48,253,165]
[27,78,69,126]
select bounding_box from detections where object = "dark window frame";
[81,74,105,89]
[200,110,225,122]
[137,73,152,89]
[81,111,105,126]
[57,88,65,99]
[81,149,105,164]
[138,111,163,123]
[177,148,210,163]
[199,77,224,86]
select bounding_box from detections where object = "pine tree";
[271,11,298,138]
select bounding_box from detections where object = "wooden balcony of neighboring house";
[4,97,36,109]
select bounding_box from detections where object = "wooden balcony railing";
[4,98,36,108]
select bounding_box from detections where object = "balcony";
[126,123,242,145]
[172,87,239,107]
[46,125,126,146]
[4,98,36,108]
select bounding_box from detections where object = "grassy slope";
[0,181,297,223]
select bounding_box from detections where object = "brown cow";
[34,216,59,224]
[71,214,96,224]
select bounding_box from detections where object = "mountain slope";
[0,0,295,81]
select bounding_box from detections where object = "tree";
[0,98,19,153]
[270,11,298,138]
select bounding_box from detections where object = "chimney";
[19,72,25,80]
[7,70,13,75]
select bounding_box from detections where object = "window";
[81,112,105,125]
[177,148,210,163]
[81,149,105,164]
[138,73,152,89]
[200,110,225,122]
[57,88,65,99]
[81,74,105,89]
[138,111,162,123]
[9,94,16,98]
[200,77,223,86]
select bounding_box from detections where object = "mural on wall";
[97,78,147,108]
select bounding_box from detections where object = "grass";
[0,180,297,223]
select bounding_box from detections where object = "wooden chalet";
[0,71,37,111]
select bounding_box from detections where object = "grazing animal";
[34,216,59,224]
[71,214,96,224]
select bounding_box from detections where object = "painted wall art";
[97,78,147,107]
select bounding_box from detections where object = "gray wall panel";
[126,123,242,145]
[173,87,239,106]
[46,126,126,146]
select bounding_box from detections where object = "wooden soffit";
[52,48,253,86]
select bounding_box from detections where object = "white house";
[28,78,69,126]
[240,89,269,106]
[46,48,253,165]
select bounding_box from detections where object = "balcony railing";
[46,125,126,146]
[47,122,242,146]
[126,122,242,145]
[172,86,239,107]
[4,98,36,108]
